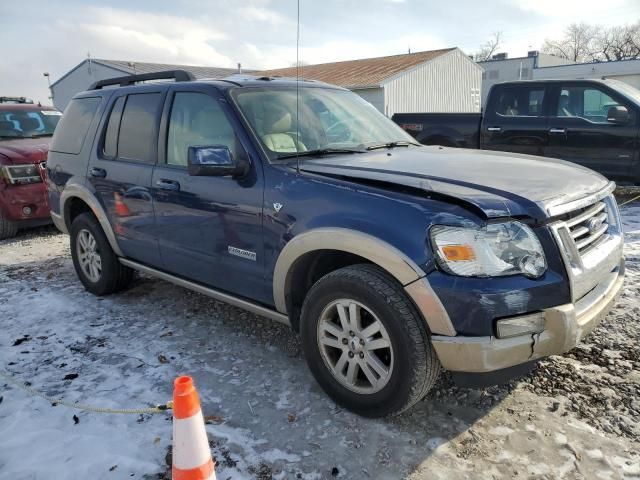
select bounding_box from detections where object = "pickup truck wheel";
[300,264,440,417]
[0,214,18,240]
[70,213,133,296]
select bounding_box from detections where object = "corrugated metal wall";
[51,61,125,111]
[383,49,482,115]
[353,87,385,113]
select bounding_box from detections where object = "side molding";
[60,183,124,257]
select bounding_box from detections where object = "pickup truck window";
[233,87,413,157]
[494,87,545,117]
[555,86,621,123]
[167,92,236,167]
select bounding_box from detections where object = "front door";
[544,83,638,181]
[87,89,165,267]
[151,87,266,302]
[481,84,549,157]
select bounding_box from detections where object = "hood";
[298,146,609,221]
[0,137,51,165]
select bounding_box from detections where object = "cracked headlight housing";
[430,221,547,278]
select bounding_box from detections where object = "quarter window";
[50,97,101,154]
[166,92,236,167]
[117,93,162,163]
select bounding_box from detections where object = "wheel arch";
[60,183,123,257]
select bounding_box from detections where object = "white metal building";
[478,51,571,104]
[533,58,640,90]
[261,48,483,115]
[50,59,256,110]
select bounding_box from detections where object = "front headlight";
[430,221,547,278]
[1,164,42,185]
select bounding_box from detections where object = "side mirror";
[187,145,249,178]
[607,105,629,124]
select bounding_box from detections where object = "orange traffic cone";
[172,376,216,480]
[114,192,131,217]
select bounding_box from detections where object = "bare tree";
[595,21,640,61]
[289,60,309,68]
[474,32,503,61]
[543,21,640,62]
[542,23,599,62]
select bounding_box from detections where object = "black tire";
[0,214,18,240]
[300,264,440,417]
[70,212,133,295]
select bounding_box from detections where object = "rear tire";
[0,214,18,240]
[70,213,133,295]
[300,264,440,417]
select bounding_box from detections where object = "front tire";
[300,264,440,417]
[0,214,18,240]
[70,212,133,295]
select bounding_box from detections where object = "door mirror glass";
[187,145,248,177]
[607,105,629,124]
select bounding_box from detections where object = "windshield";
[608,80,640,106]
[232,86,416,158]
[0,109,62,139]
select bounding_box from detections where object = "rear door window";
[50,97,101,154]
[102,96,126,159]
[493,87,546,117]
[116,93,162,163]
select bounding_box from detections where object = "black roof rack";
[89,70,195,90]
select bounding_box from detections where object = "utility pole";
[43,72,53,103]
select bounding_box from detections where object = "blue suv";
[47,71,625,417]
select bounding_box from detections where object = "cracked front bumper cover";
[430,260,625,373]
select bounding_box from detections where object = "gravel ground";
[0,202,639,479]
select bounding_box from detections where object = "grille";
[565,201,609,256]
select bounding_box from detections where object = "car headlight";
[430,221,547,278]
[1,164,42,185]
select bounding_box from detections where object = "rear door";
[151,85,266,301]
[87,88,165,267]
[481,84,549,156]
[544,82,638,180]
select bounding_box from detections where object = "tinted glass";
[494,87,545,117]
[103,96,125,158]
[50,97,101,154]
[556,86,621,123]
[167,92,236,166]
[117,93,162,162]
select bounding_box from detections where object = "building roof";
[259,48,457,89]
[51,59,258,87]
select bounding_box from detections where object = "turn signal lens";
[441,244,476,261]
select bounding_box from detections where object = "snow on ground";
[0,202,639,479]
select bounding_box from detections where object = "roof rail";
[88,70,195,90]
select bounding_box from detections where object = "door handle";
[155,179,181,191]
[487,127,501,132]
[89,167,107,178]
[549,128,567,134]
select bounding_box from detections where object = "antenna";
[295,0,300,174]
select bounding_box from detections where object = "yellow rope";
[0,369,172,415]
[619,194,640,207]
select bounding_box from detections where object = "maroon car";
[0,103,62,239]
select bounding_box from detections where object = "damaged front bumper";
[430,259,625,374]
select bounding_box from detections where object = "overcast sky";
[2,0,639,104]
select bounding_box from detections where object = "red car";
[0,102,62,239]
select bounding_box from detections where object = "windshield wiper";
[366,141,419,151]
[28,133,53,138]
[277,148,364,160]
